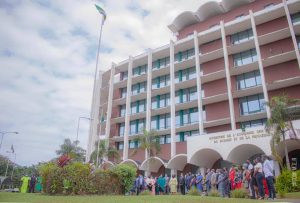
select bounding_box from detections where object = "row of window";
[233,48,257,67]
[175,87,197,104]
[152,56,170,70]
[116,117,267,150]
[133,64,147,77]
[175,66,197,83]
[175,108,199,127]
[151,114,171,130]
[174,48,195,62]
[291,12,300,24]
[239,94,265,115]
[231,29,253,45]
[151,93,170,109]
[152,74,170,89]
[236,70,261,90]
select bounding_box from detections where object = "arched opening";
[100,160,115,170]
[167,154,187,171]
[190,148,223,169]
[140,157,166,174]
[120,159,139,168]
[226,144,266,165]
[277,139,300,169]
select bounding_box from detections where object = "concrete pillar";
[250,10,271,118]
[123,57,133,160]
[145,49,153,160]
[283,0,300,69]
[193,31,204,134]
[220,21,236,130]
[170,40,176,157]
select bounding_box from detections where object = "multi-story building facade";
[87,0,300,175]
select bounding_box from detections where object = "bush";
[276,169,300,194]
[38,161,137,195]
[231,188,248,199]
[188,187,200,196]
[208,189,219,197]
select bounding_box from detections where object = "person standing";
[20,175,30,193]
[169,174,178,194]
[254,157,265,200]
[210,169,217,191]
[157,175,165,195]
[135,174,145,195]
[164,174,170,195]
[229,166,236,190]
[196,173,203,192]
[262,155,276,200]
[35,176,42,193]
[217,169,226,197]
[205,169,213,193]
[179,173,185,195]
[185,172,191,192]
[29,175,36,193]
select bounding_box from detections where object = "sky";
[0,0,215,166]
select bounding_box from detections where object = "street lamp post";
[96,108,104,167]
[0,131,18,150]
[76,117,92,143]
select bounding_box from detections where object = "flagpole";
[89,14,105,161]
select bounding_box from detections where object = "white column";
[170,40,176,157]
[283,0,300,69]
[105,63,115,140]
[145,49,153,160]
[123,57,133,160]
[250,11,271,118]
[220,21,236,130]
[193,31,204,134]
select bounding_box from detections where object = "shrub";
[276,169,300,193]
[111,164,137,194]
[208,189,219,197]
[39,162,63,194]
[188,187,200,196]
[231,188,248,199]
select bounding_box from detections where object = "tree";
[266,95,300,170]
[90,139,120,167]
[56,138,86,162]
[131,129,161,158]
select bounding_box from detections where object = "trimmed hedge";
[39,162,136,195]
[275,169,300,194]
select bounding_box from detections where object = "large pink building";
[87,0,300,175]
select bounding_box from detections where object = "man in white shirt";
[262,155,276,199]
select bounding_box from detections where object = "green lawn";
[0,192,299,203]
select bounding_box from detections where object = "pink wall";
[111,106,120,118]
[176,142,187,154]
[264,60,300,84]
[178,0,282,39]
[260,37,294,59]
[256,16,288,36]
[113,89,121,100]
[203,78,227,97]
[206,101,230,121]
[205,124,231,134]
[268,85,300,101]
[231,76,237,91]
[200,38,222,54]
[110,123,119,137]
[201,58,225,75]
[233,98,241,119]
[128,148,145,163]
[158,144,171,160]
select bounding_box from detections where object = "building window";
[152,74,170,90]
[233,49,257,67]
[236,70,262,90]
[132,82,146,95]
[175,108,199,127]
[131,100,146,114]
[152,56,170,70]
[174,48,195,62]
[119,123,125,137]
[120,105,126,117]
[120,88,127,98]
[130,119,145,135]
[175,66,196,83]
[202,105,206,121]
[297,36,300,49]
[239,94,265,116]
[159,134,171,144]
[264,3,274,9]
[120,71,128,81]
[291,12,300,24]
[176,130,199,142]
[129,140,140,149]
[240,118,267,129]
[151,113,170,130]
[175,86,198,104]
[231,29,253,45]
[133,64,147,77]
[151,93,170,109]
[235,14,244,19]
[116,142,124,150]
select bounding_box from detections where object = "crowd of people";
[132,154,276,200]
[20,175,42,193]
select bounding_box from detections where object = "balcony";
[262,50,297,68]
[230,61,259,76]
[227,38,255,55]
[236,112,267,123]
[175,78,197,91]
[201,69,226,84]
[130,111,146,121]
[232,86,263,99]
[267,76,300,91]
[151,85,170,97]
[131,73,147,84]
[202,93,228,105]
[203,117,231,128]
[199,47,224,64]
[151,106,170,116]
[175,99,198,111]
[131,92,147,103]
[175,122,199,133]
[258,27,291,46]
[152,64,170,78]
[174,56,195,72]
[112,97,126,107]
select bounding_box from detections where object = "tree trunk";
[282,131,291,170]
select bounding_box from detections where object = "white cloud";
[0,0,213,165]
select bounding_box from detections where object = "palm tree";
[90,139,120,167]
[131,129,161,158]
[266,95,300,170]
[56,138,86,162]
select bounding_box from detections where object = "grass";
[0,193,260,203]
[0,192,299,203]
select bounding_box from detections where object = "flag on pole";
[11,145,14,153]
[95,4,107,21]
